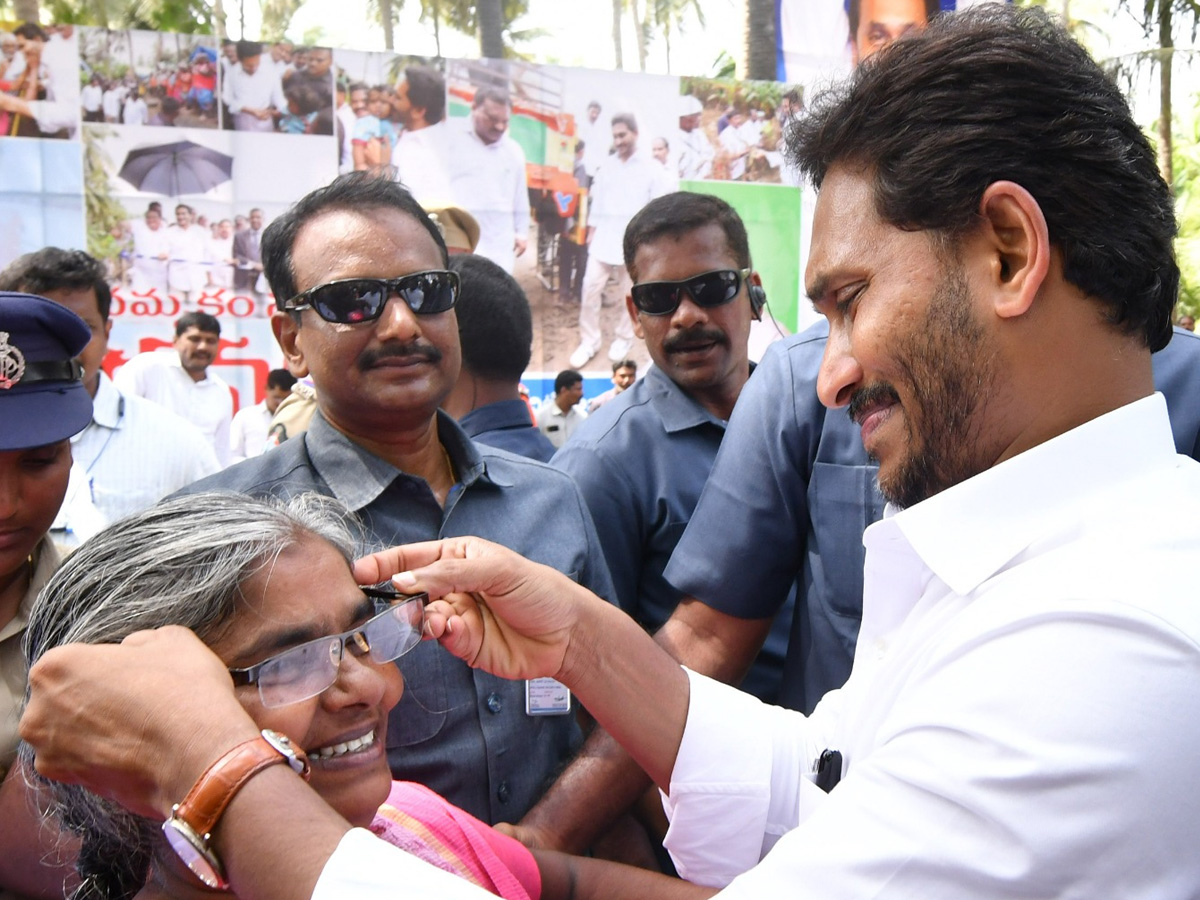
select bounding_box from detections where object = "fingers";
[352,538,471,586]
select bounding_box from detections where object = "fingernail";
[393,571,417,589]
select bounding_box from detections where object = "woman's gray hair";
[19,491,362,900]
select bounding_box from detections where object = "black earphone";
[748,278,767,320]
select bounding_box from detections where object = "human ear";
[625,295,646,340]
[271,312,308,376]
[977,180,1050,320]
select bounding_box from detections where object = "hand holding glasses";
[630,268,752,316]
[228,588,427,708]
[280,270,459,325]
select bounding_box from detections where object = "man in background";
[586,358,636,413]
[391,64,451,203]
[229,368,297,463]
[442,254,556,462]
[849,0,939,63]
[537,369,586,449]
[223,39,284,132]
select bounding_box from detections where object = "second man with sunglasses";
[176,172,616,830]
[526,191,783,864]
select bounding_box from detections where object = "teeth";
[313,729,375,760]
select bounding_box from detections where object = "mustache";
[662,326,728,354]
[847,383,901,426]
[358,341,443,370]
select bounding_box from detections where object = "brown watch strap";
[174,736,290,837]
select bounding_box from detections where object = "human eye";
[834,283,866,318]
[21,443,67,470]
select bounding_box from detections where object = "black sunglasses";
[283,270,459,324]
[630,268,752,316]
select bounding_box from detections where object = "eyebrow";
[231,595,378,665]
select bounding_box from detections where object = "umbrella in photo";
[118,140,234,196]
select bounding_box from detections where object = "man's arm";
[508,600,774,854]
[0,762,80,897]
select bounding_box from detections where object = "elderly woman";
[19,492,710,900]
[20,492,538,900]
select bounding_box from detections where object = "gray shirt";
[179,410,615,824]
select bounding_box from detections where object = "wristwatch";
[161,729,310,889]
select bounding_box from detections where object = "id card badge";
[525,677,572,716]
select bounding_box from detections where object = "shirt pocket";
[809,462,882,619]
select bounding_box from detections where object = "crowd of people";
[6,7,1200,900]
[0,23,77,139]
[81,46,219,128]
[221,39,334,135]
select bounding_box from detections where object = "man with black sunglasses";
[174,171,615,830]
[523,192,783,863]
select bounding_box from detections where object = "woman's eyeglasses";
[281,270,459,324]
[228,588,427,709]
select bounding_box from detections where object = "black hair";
[554,370,583,394]
[13,22,47,41]
[261,171,448,305]
[284,80,323,116]
[623,191,751,281]
[348,81,369,96]
[790,4,1177,352]
[847,0,940,37]
[175,311,221,337]
[266,368,298,391]
[612,359,637,373]
[404,65,446,124]
[0,247,112,320]
[473,84,509,109]
[159,96,181,115]
[448,254,532,381]
[235,39,263,61]
[611,112,637,134]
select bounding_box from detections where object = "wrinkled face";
[629,223,752,407]
[612,366,636,391]
[1,39,16,60]
[854,0,929,63]
[612,123,636,160]
[306,48,332,78]
[807,165,1000,509]
[652,138,669,164]
[272,206,461,438]
[472,98,509,144]
[0,440,71,587]
[209,537,403,828]
[175,326,219,377]
[42,287,109,395]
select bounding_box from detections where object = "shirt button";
[497,781,510,803]
[486,692,502,713]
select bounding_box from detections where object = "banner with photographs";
[0,23,809,408]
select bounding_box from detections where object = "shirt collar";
[877,393,1178,597]
[644,365,727,434]
[306,409,498,511]
[459,399,533,437]
[89,371,123,430]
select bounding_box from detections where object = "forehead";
[479,99,507,116]
[633,223,738,283]
[291,206,443,293]
[179,326,218,341]
[861,0,927,23]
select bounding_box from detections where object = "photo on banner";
[0,21,80,140]
[221,38,334,137]
[78,27,218,129]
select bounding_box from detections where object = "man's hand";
[514,236,528,257]
[355,537,598,683]
[20,626,259,821]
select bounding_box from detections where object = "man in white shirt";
[390,64,452,204]
[535,369,587,449]
[569,112,671,369]
[129,205,170,299]
[114,311,234,467]
[122,89,148,127]
[222,39,284,133]
[23,9,1200,900]
[675,95,713,181]
[447,85,530,274]
[166,204,208,305]
[81,74,102,121]
[228,368,296,462]
[207,218,235,291]
[0,248,220,528]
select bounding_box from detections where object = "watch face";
[162,817,228,889]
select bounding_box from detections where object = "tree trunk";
[479,0,504,59]
[213,0,227,39]
[1158,0,1173,188]
[631,0,646,71]
[743,0,776,81]
[431,0,442,57]
[378,0,395,50]
[13,0,38,23]
[612,0,624,69]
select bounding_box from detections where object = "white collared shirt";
[70,373,220,523]
[229,399,272,463]
[221,62,284,114]
[661,393,1200,897]
[447,122,530,273]
[587,151,672,265]
[113,350,234,467]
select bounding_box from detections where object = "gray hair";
[19,491,361,900]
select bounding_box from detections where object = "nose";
[670,293,709,329]
[323,644,393,710]
[816,320,862,409]
[374,292,422,342]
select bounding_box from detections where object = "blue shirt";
[179,411,615,825]
[666,321,1200,716]
[551,364,793,703]
[459,399,556,462]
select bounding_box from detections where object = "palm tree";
[478,0,503,58]
[744,0,775,80]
